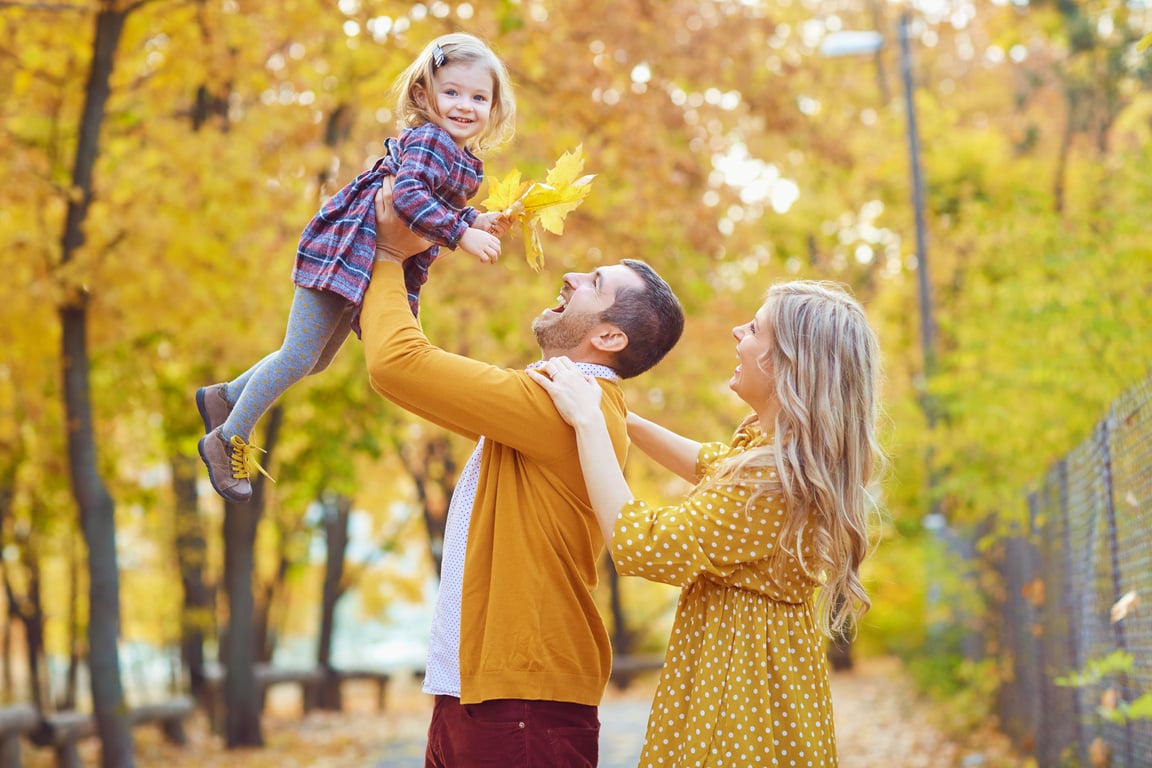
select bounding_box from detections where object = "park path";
[40,658,1022,767]
[371,657,1024,768]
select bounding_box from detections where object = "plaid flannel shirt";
[292,122,483,331]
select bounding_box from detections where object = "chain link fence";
[994,375,1152,767]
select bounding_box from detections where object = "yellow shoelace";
[228,435,276,483]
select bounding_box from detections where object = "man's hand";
[373,186,433,263]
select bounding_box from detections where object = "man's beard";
[532,311,601,354]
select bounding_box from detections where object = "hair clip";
[432,44,446,69]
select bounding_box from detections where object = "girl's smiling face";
[422,60,494,148]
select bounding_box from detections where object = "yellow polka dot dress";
[612,426,836,767]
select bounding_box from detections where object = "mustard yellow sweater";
[360,262,628,706]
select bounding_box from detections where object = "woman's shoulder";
[694,424,771,482]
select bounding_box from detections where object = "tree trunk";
[393,430,456,576]
[605,556,634,690]
[826,595,854,671]
[1052,88,1077,215]
[222,497,262,747]
[58,4,134,764]
[1,590,10,701]
[172,454,211,701]
[62,304,134,765]
[317,494,351,710]
[827,634,854,672]
[253,525,293,666]
[222,405,281,748]
[62,535,81,710]
[190,0,231,134]
[0,478,17,701]
[309,109,353,713]
[5,562,46,710]
[253,581,276,665]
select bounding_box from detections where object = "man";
[362,194,684,767]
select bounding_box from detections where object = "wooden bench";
[256,664,326,709]
[611,653,665,675]
[30,697,193,768]
[203,665,324,733]
[203,664,393,730]
[334,668,391,710]
[610,654,665,688]
[0,705,39,768]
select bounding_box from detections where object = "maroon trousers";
[424,695,600,768]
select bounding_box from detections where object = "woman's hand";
[526,355,603,428]
[529,355,632,547]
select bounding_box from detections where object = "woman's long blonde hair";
[392,32,516,153]
[708,280,885,637]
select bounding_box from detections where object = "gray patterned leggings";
[221,286,353,441]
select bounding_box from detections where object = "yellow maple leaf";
[523,179,594,236]
[479,145,596,270]
[523,218,544,271]
[480,168,529,214]
[545,144,590,186]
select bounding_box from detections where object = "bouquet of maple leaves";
[481,145,595,271]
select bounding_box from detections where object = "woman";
[528,280,885,766]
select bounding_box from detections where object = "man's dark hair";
[601,259,685,379]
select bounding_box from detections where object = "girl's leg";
[309,301,354,375]
[197,354,274,436]
[223,301,348,402]
[224,353,276,406]
[220,287,350,441]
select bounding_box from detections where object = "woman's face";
[729,304,777,413]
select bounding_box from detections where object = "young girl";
[530,280,886,766]
[197,33,516,503]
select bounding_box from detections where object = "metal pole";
[899,10,936,391]
[900,13,951,656]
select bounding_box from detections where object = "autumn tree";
[49,1,161,763]
[3,3,1151,752]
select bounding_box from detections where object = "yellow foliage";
[481,145,595,271]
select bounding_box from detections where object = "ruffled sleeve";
[611,426,789,589]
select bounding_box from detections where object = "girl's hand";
[526,356,603,428]
[459,227,501,264]
[473,211,511,238]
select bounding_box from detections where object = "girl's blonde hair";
[707,280,885,638]
[392,33,516,153]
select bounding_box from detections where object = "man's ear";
[590,325,628,353]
